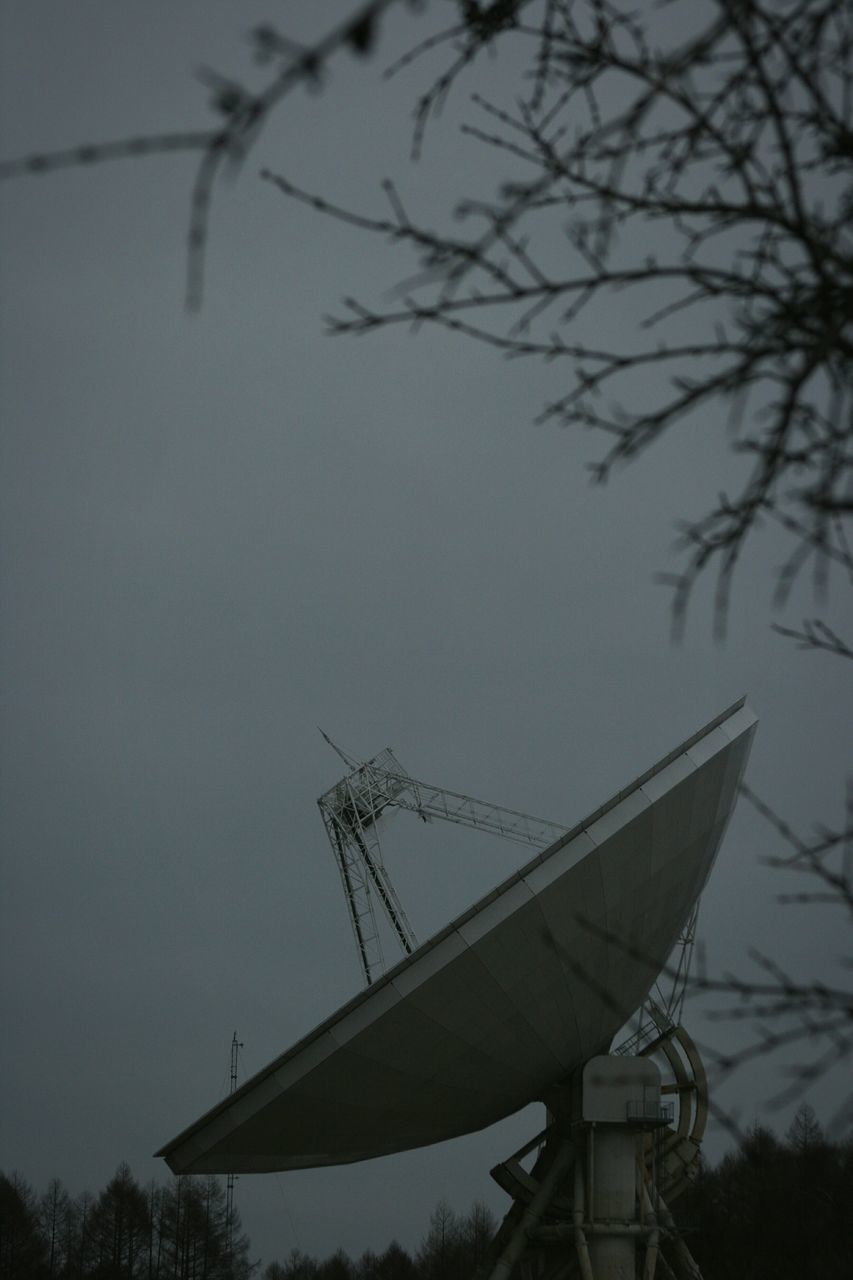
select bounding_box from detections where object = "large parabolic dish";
[159,699,756,1174]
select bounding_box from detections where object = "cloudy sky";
[1,1,850,1267]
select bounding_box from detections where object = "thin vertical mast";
[225,1031,243,1257]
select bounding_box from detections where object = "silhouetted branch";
[690,781,852,1120]
[264,0,852,632]
[0,0,424,307]
[3,1,849,624]
[771,618,853,659]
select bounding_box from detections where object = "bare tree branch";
[262,0,852,632]
[3,1,849,625]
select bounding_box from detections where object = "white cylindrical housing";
[587,1127,638,1278]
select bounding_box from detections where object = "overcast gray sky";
[1,1,850,1267]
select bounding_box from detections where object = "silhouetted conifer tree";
[0,1174,48,1280]
[87,1164,150,1280]
[315,1248,353,1280]
[38,1179,72,1278]
[374,1241,416,1280]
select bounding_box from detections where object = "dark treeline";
[4,1107,851,1280]
[0,1164,251,1280]
[679,1107,853,1278]
[262,1201,495,1280]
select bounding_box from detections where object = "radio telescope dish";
[158,699,756,1175]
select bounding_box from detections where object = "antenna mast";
[225,1031,243,1257]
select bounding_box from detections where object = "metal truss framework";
[317,742,696,1022]
[317,744,567,986]
[316,742,711,1220]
